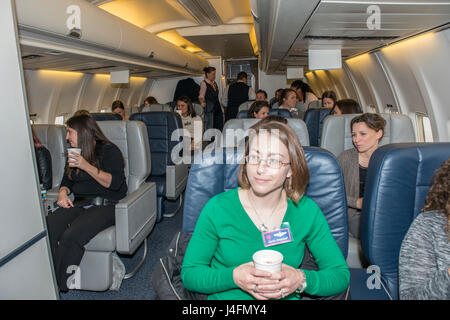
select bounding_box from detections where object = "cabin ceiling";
[20,0,450,76]
[85,0,449,75]
[256,0,450,74]
[86,0,256,59]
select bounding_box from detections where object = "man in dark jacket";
[222,72,255,122]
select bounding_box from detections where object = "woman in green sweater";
[181,120,350,300]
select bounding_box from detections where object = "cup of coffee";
[67,148,81,167]
[252,250,283,273]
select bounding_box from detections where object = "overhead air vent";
[22,54,42,60]
[177,0,223,26]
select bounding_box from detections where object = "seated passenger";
[321,91,337,109]
[399,158,450,300]
[46,114,127,292]
[32,127,52,190]
[181,120,350,300]
[270,88,283,108]
[333,99,362,115]
[73,109,91,117]
[338,113,386,238]
[111,100,129,120]
[143,96,158,108]
[290,80,318,111]
[279,89,303,118]
[247,101,270,119]
[176,96,203,151]
[255,90,268,102]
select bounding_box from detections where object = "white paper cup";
[252,250,283,273]
[67,148,81,167]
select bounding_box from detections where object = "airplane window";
[415,112,433,142]
[100,109,107,113]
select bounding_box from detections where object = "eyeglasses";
[245,154,290,169]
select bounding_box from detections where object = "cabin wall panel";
[378,29,450,142]
[259,71,287,100]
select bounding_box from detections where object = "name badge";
[262,223,292,247]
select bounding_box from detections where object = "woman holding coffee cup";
[46,114,127,292]
[182,120,350,300]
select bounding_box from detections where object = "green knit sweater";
[181,188,350,300]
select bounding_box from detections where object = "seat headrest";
[129,111,183,176]
[304,108,333,147]
[221,118,310,148]
[360,142,450,300]
[141,104,172,112]
[238,101,255,112]
[91,113,123,121]
[321,113,416,156]
[97,121,151,194]
[193,103,204,118]
[32,124,68,188]
[183,147,348,258]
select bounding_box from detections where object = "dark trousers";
[213,105,223,131]
[45,200,115,291]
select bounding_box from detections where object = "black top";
[359,165,368,198]
[35,146,52,190]
[60,142,127,201]
[226,81,250,119]
[203,80,221,112]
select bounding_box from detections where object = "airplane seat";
[182,147,348,259]
[234,109,293,119]
[349,142,450,300]
[237,100,255,113]
[32,124,68,191]
[129,111,189,222]
[236,110,248,119]
[304,108,333,147]
[322,114,416,269]
[141,103,173,112]
[269,109,292,118]
[90,113,123,121]
[320,113,416,157]
[307,100,321,109]
[78,120,157,291]
[193,103,204,119]
[220,118,310,148]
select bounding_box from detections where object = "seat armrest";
[166,164,189,200]
[115,182,157,255]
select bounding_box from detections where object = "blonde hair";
[238,120,309,204]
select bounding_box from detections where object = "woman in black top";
[46,114,127,291]
[199,66,223,131]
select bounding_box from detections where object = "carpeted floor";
[60,208,184,300]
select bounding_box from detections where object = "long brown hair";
[422,157,450,239]
[65,114,115,178]
[238,120,309,204]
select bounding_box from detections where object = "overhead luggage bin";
[15,0,207,75]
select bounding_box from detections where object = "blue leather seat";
[350,142,450,300]
[303,108,333,147]
[130,111,188,222]
[236,109,293,119]
[90,112,123,121]
[182,147,348,258]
